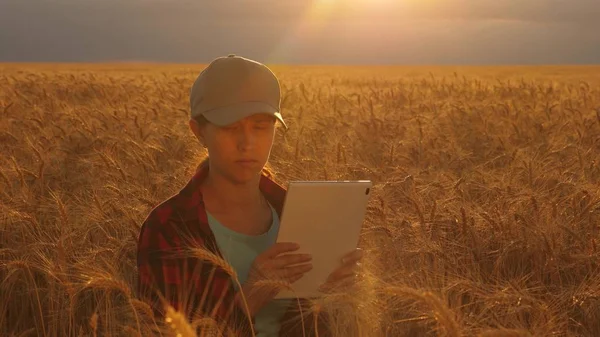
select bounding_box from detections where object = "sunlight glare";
[315,0,395,4]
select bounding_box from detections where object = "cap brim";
[200,102,288,129]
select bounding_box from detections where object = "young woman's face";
[196,113,276,184]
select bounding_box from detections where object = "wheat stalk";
[90,313,98,337]
[189,248,255,335]
[386,286,461,337]
[251,280,306,337]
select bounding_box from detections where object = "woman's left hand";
[319,248,364,293]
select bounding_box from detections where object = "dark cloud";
[0,0,599,64]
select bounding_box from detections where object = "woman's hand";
[237,242,313,316]
[319,248,364,293]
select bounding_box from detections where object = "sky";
[1,0,599,65]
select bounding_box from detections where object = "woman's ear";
[189,119,206,146]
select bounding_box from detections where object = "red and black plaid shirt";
[136,163,331,336]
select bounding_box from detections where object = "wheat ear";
[165,305,197,337]
[191,248,255,336]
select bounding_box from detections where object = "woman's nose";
[237,126,256,149]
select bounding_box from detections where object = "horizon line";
[2,61,600,67]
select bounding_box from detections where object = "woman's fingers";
[265,261,313,281]
[254,246,365,290]
[289,270,307,284]
[320,269,361,293]
[272,253,312,269]
[262,242,300,259]
[341,248,364,265]
[283,263,313,278]
[327,264,357,283]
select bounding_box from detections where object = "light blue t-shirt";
[206,203,292,336]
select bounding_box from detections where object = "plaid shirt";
[136,163,331,336]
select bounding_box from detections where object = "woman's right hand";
[238,242,313,315]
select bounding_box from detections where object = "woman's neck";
[201,169,264,209]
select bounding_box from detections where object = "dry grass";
[1,63,599,336]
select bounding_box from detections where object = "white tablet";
[274,180,372,299]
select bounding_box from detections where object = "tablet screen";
[274,180,372,298]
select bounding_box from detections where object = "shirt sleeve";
[136,208,255,336]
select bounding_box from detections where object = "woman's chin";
[229,167,262,183]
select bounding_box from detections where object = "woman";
[136,54,363,336]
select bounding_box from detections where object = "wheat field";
[0,63,599,337]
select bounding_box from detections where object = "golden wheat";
[1,64,599,336]
[165,305,197,337]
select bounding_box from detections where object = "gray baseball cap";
[190,54,287,129]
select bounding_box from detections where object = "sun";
[316,0,394,3]
[314,0,395,5]
[263,0,398,63]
